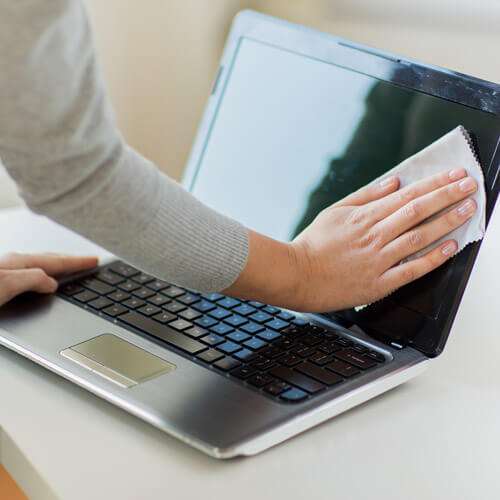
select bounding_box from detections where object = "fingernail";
[49,278,59,292]
[449,168,465,181]
[459,178,477,193]
[457,199,476,217]
[442,242,457,256]
[380,176,396,188]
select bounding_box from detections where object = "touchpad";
[61,334,176,388]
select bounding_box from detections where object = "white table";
[1,207,499,500]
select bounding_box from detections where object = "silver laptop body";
[0,11,498,458]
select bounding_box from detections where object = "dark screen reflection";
[293,78,499,318]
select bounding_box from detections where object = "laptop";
[0,10,499,459]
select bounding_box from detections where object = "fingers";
[381,199,476,265]
[367,168,468,221]
[335,175,399,207]
[0,253,99,277]
[375,175,477,245]
[379,240,458,293]
[0,268,58,306]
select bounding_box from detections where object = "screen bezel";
[182,10,500,358]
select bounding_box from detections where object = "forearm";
[0,1,249,292]
[222,230,300,308]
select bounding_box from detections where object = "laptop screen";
[190,37,500,355]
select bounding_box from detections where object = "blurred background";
[1,0,498,209]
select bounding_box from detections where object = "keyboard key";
[217,297,241,309]
[201,333,225,346]
[163,286,185,298]
[256,329,281,342]
[277,353,302,367]
[102,304,128,317]
[185,326,208,338]
[88,297,113,310]
[226,330,250,342]
[265,319,289,331]
[233,304,257,316]
[137,304,161,317]
[164,302,186,314]
[197,349,223,363]
[107,290,130,302]
[307,325,327,335]
[249,311,273,324]
[169,319,193,331]
[218,341,241,354]
[282,326,305,340]
[336,337,353,348]
[96,270,125,286]
[247,373,275,388]
[132,287,155,299]
[262,305,279,314]
[291,344,316,358]
[231,365,258,380]
[243,337,267,351]
[224,315,248,327]
[274,338,296,350]
[301,334,323,346]
[201,293,224,302]
[82,278,114,295]
[280,388,308,402]
[132,272,154,284]
[192,300,216,313]
[351,343,369,354]
[317,341,341,354]
[291,317,308,326]
[277,311,295,321]
[240,322,264,334]
[119,312,206,354]
[296,362,343,386]
[108,262,139,278]
[265,381,291,396]
[59,283,83,296]
[122,297,146,309]
[146,279,169,291]
[152,311,176,324]
[208,307,232,320]
[118,281,141,292]
[233,348,259,362]
[177,293,200,305]
[148,294,170,306]
[251,357,276,371]
[73,290,98,303]
[179,308,202,321]
[210,323,234,336]
[260,346,284,359]
[269,366,324,394]
[194,316,219,328]
[365,350,386,363]
[214,357,241,371]
[334,350,377,370]
[309,352,335,366]
[247,301,265,308]
[326,359,360,378]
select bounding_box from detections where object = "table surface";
[0,207,499,500]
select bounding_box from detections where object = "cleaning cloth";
[356,125,486,310]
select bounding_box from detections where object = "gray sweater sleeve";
[0,1,249,292]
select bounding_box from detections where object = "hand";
[0,252,98,307]
[224,168,478,312]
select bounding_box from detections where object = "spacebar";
[118,312,206,354]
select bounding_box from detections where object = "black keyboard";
[57,260,387,403]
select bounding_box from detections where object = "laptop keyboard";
[58,260,387,403]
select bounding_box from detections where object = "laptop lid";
[182,10,500,358]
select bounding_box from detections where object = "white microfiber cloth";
[355,125,486,310]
